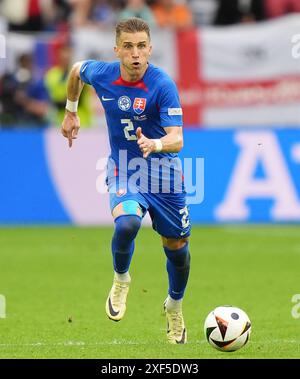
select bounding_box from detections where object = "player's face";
[115,31,152,81]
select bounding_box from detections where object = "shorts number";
[121,119,137,141]
[179,206,190,228]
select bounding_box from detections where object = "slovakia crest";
[133,98,147,115]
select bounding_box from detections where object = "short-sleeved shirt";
[80,60,191,238]
[80,60,184,193]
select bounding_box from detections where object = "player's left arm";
[136,126,183,158]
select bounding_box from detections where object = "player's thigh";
[112,200,143,219]
[146,192,191,239]
[108,182,149,220]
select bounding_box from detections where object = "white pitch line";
[0,339,299,349]
[0,340,142,348]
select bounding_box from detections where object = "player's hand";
[61,111,80,148]
[136,127,156,158]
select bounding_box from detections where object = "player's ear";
[149,45,152,56]
[114,46,119,57]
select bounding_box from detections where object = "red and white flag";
[175,15,300,127]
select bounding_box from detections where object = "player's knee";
[163,237,188,251]
[114,214,142,240]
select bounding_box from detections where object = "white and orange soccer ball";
[204,305,251,352]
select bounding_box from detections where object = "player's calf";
[164,242,190,300]
[107,212,141,321]
[112,213,141,274]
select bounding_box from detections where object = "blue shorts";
[107,176,191,239]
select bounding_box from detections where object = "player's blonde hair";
[116,18,151,43]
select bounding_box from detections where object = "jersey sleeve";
[80,60,106,86]
[158,79,183,127]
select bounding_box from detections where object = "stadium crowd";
[1,0,300,128]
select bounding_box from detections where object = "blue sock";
[111,215,141,274]
[164,243,190,300]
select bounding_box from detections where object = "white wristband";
[66,99,78,113]
[153,139,163,153]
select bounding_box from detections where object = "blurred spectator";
[187,0,218,26]
[0,53,49,127]
[118,0,157,27]
[214,0,266,25]
[67,0,120,28]
[264,0,300,19]
[0,73,19,125]
[44,45,93,127]
[45,0,73,31]
[151,0,193,29]
[53,0,73,21]
[0,0,55,31]
[68,0,92,27]
[89,0,118,28]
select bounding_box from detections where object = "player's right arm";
[61,61,84,148]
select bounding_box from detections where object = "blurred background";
[1,0,300,225]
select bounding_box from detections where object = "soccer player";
[61,18,191,344]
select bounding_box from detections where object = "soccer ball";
[204,305,251,352]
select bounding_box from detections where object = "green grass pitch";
[0,225,299,358]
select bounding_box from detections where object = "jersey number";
[121,119,137,141]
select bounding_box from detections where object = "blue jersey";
[80,60,184,194]
[80,61,182,154]
[80,60,190,238]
